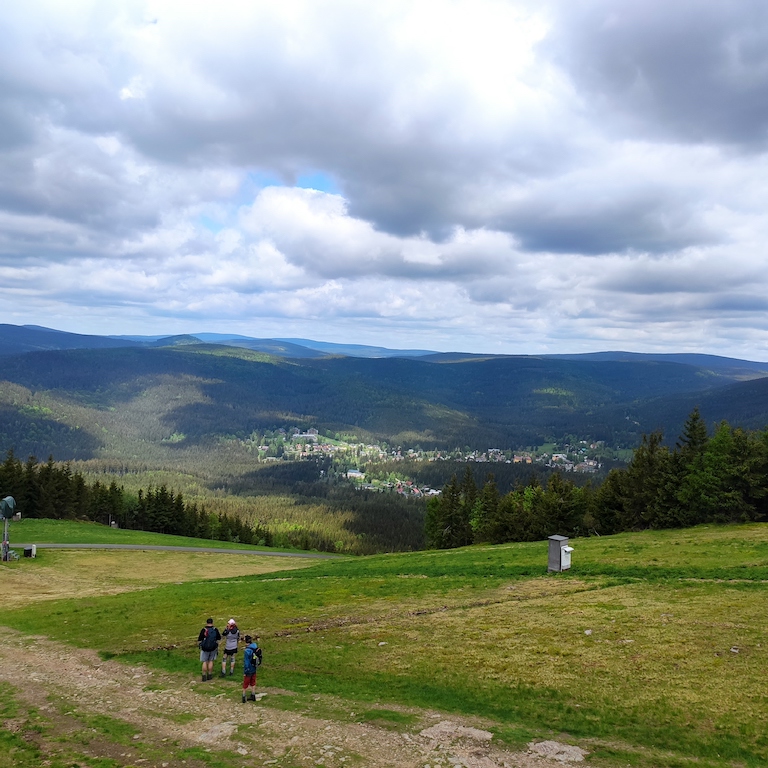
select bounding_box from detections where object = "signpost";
[1,496,17,561]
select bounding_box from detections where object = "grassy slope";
[7,518,318,552]
[3,523,768,766]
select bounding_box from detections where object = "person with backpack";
[220,618,240,677]
[197,617,221,681]
[241,634,262,703]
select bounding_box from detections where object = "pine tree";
[676,407,708,461]
[540,472,583,537]
[621,431,671,529]
[459,467,477,529]
[424,473,471,549]
[471,474,500,543]
[592,469,625,534]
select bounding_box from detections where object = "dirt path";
[14,543,340,558]
[0,631,588,768]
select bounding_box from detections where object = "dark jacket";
[198,625,222,650]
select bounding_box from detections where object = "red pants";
[242,673,256,689]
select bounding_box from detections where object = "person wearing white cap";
[220,618,241,677]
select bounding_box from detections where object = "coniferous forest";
[4,409,768,553]
[0,451,272,546]
[425,409,768,548]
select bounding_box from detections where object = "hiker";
[241,634,262,703]
[221,618,240,677]
[197,617,221,681]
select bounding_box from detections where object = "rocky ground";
[0,631,589,768]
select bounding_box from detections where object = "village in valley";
[235,426,612,497]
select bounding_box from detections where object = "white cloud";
[1,0,768,356]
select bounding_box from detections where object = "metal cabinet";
[548,534,574,572]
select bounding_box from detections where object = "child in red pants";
[241,634,262,703]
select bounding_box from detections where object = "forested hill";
[0,343,768,462]
[623,375,768,435]
[543,350,768,376]
[0,324,144,356]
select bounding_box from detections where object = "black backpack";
[201,626,218,652]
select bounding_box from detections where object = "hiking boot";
[228,669,233,676]
[207,673,213,680]
[220,671,226,678]
[241,694,246,703]
[201,674,206,682]
[248,693,256,701]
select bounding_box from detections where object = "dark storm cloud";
[703,294,768,312]
[497,189,718,255]
[599,272,744,296]
[546,0,768,147]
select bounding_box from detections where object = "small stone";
[584,629,592,635]
[528,740,588,762]
[378,641,388,646]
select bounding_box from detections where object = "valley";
[2,323,768,555]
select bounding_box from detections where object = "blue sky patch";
[296,171,341,195]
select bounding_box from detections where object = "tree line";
[0,450,272,546]
[425,409,768,548]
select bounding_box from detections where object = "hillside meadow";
[7,518,323,551]
[2,522,768,767]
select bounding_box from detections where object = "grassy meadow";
[2,522,768,767]
[8,517,325,552]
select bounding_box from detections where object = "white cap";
[228,618,236,625]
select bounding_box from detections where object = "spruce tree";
[471,474,500,543]
[676,407,708,460]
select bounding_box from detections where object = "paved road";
[13,543,340,559]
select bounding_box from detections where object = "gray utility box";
[548,535,574,572]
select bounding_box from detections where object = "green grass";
[0,727,45,768]
[73,712,139,745]
[9,517,330,554]
[0,686,124,768]
[5,522,768,767]
[356,708,419,729]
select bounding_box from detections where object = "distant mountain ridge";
[7,325,436,360]
[4,324,767,371]
[274,338,437,358]
[0,324,143,356]
[546,351,768,378]
[0,337,766,462]
[1,323,768,464]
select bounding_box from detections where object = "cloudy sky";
[2,0,768,357]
